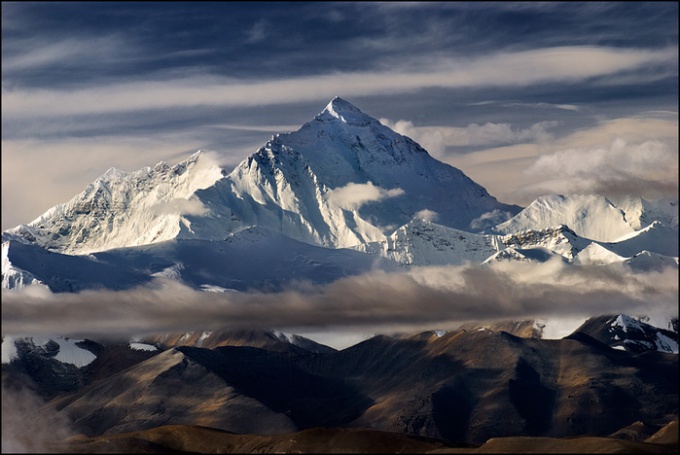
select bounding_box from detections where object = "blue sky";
[2,2,678,230]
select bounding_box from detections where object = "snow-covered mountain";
[4,152,226,255]
[4,97,521,255]
[572,314,678,354]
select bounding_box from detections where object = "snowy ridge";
[624,250,679,272]
[352,218,499,266]
[610,196,679,231]
[573,242,626,266]
[1,226,397,293]
[355,221,595,267]
[491,194,678,243]
[599,221,678,257]
[499,224,590,261]
[5,151,225,255]
[2,241,45,289]
[5,214,675,292]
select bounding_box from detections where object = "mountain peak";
[326,96,360,112]
[317,97,374,126]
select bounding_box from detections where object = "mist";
[1,381,75,453]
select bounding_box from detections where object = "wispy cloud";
[2,35,133,73]
[501,102,582,112]
[244,19,271,44]
[3,46,675,119]
[1,382,75,453]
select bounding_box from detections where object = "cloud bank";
[3,261,676,339]
[524,138,679,200]
[443,115,679,206]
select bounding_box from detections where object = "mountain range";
[2,97,677,292]
[2,319,678,452]
[1,97,678,453]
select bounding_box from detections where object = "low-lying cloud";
[2,260,676,340]
[1,382,74,453]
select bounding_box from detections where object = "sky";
[2,2,678,231]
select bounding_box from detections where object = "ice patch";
[196,331,212,346]
[23,336,97,367]
[655,332,678,354]
[129,342,158,352]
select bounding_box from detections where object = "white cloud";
[150,197,209,216]
[413,209,439,222]
[444,115,679,206]
[524,138,678,200]
[469,209,515,230]
[327,182,405,209]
